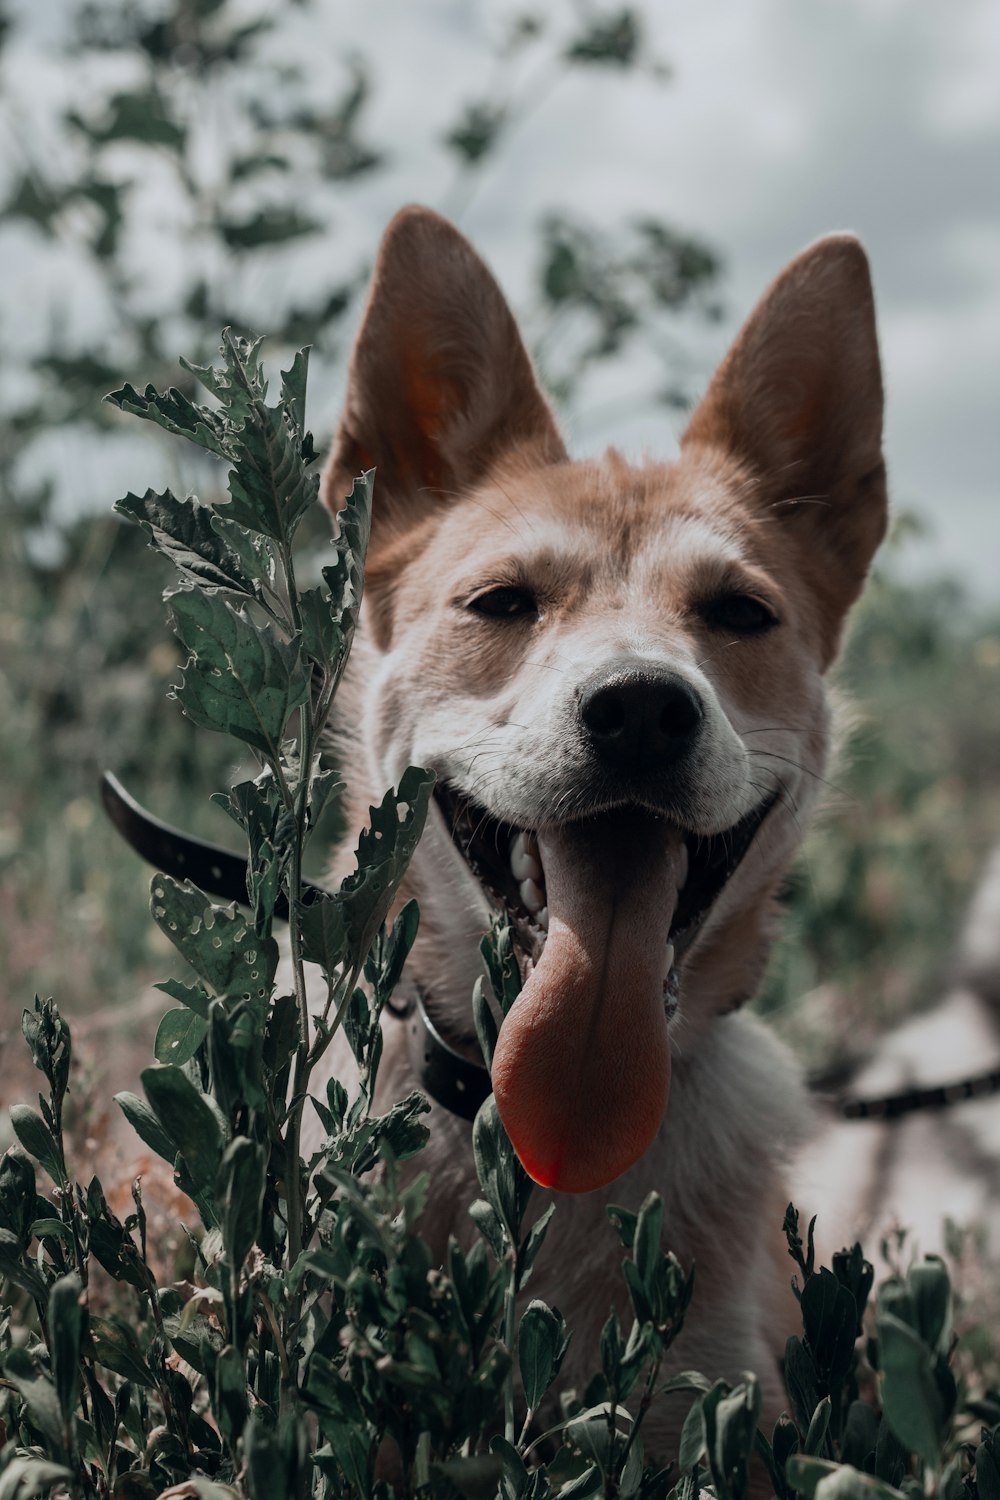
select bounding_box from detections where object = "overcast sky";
[6,0,999,599]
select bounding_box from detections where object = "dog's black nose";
[579,663,704,770]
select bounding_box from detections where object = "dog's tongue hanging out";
[492,812,680,1194]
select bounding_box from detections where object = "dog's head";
[325,206,887,1194]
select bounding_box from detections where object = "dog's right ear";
[323,206,566,546]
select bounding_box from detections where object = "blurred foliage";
[758,533,1000,1068]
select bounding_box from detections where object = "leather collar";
[100,771,490,1121]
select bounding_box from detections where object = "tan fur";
[310,206,887,1461]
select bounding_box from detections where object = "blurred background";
[1,0,998,1100]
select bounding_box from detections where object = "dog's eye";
[700,593,778,635]
[467,586,538,620]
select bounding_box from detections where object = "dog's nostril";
[581,687,627,737]
[659,684,703,739]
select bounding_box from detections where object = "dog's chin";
[433,780,777,984]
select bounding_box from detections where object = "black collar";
[101,771,1000,1127]
[100,771,491,1122]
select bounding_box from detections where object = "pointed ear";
[323,206,566,535]
[682,234,888,661]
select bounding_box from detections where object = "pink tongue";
[492,812,680,1194]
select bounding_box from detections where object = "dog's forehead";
[449,452,748,581]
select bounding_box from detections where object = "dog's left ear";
[682,234,887,665]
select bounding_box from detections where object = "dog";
[310,204,888,1454]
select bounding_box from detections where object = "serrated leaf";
[299,584,347,672]
[223,387,319,542]
[321,469,373,642]
[116,488,258,596]
[155,976,212,1018]
[154,1008,209,1065]
[149,873,277,1004]
[141,1065,224,1195]
[106,382,229,457]
[280,346,310,439]
[8,1105,64,1186]
[338,767,434,963]
[169,588,309,758]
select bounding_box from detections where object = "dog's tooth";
[676,845,689,890]
[520,877,545,915]
[510,830,542,882]
[537,905,548,931]
[664,941,675,979]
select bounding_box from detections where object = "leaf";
[155,976,212,1019]
[298,891,348,978]
[804,1396,831,1456]
[280,346,310,439]
[801,1266,858,1392]
[223,381,319,542]
[0,1456,74,1500]
[90,1316,157,1388]
[154,1008,209,1065]
[907,1256,951,1352]
[114,1090,177,1165]
[220,207,321,250]
[2,1345,65,1454]
[518,1200,555,1291]
[519,1299,569,1410]
[8,1105,64,1186]
[115,489,258,596]
[169,588,310,758]
[634,1190,664,1292]
[218,1137,267,1272]
[106,382,229,458]
[321,469,373,642]
[148,874,277,1005]
[141,1065,224,1195]
[786,1457,905,1500]
[0,1147,37,1245]
[566,11,641,67]
[338,768,435,963]
[21,997,71,1109]
[80,88,186,149]
[876,1310,944,1466]
[784,1334,821,1435]
[48,1274,84,1431]
[472,977,498,1069]
[473,1097,531,1245]
[0,1225,48,1298]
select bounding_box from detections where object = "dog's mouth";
[435,783,773,970]
[434,783,775,1195]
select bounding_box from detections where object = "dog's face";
[325,207,887,1195]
